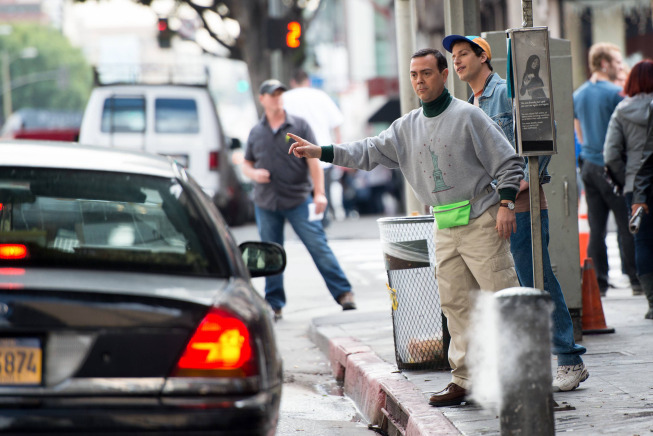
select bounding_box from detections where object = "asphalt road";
[231,215,386,435]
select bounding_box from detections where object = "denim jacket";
[469,72,551,185]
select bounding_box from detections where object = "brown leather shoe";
[428,383,467,407]
[337,292,356,310]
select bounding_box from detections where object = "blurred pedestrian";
[288,48,524,407]
[242,79,356,321]
[573,43,640,296]
[283,69,345,227]
[613,66,630,94]
[611,64,633,278]
[443,34,588,392]
[604,61,653,317]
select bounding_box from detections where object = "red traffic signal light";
[158,18,168,32]
[157,18,173,48]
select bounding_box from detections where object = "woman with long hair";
[604,59,653,319]
[519,54,547,99]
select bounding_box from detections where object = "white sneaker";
[553,363,589,392]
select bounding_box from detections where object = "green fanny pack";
[432,185,494,229]
[432,200,471,229]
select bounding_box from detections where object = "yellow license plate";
[0,338,42,385]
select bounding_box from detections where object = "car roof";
[91,84,209,95]
[0,140,181,178]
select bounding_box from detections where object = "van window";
[101,97,146,133]
[155,98,199,134]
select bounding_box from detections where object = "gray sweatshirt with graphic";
[331,98,524,218]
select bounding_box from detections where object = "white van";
[79,84,253,225]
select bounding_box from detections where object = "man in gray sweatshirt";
[288,48,524,407]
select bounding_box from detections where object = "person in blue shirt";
[573,43,640,297]
[443,34,588,392]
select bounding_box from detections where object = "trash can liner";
[377,215,450,370]
[382,239,430,270]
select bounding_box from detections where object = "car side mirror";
[239,241,286,278]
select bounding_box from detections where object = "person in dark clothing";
[630,87,653,319]
[573,42,639,297]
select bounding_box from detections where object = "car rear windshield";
[0,168,227,277]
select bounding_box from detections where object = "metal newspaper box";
[509,27,557,157]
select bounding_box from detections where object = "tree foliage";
[0,23,93,116]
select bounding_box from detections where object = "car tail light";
[209,151,219,171]
[0,244,28,260]
[172,308,257,378]
[0,268,25,275]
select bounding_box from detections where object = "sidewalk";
[229,215,652,435]
[310,272,653,435]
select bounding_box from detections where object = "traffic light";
[286,21,301,49]
[267,18,302,51]
[157,18,173,48]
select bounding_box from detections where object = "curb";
[309,325,461,436]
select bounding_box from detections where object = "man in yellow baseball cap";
[442,34,590,395]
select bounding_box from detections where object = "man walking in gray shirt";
[243,79,355,321]
[288,49,524,406]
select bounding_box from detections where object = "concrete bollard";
[495,287,555,436]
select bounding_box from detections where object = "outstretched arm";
[288,133,322,159]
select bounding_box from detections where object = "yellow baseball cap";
[442,35,492,61]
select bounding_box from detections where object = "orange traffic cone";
[582,258,615,334]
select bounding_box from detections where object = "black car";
[0,140,285,435]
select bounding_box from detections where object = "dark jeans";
[511,209,586,366]
[255,197,352,310]
[581,161,638,292]
[625,192,653,277]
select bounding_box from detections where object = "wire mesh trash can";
[377,215,450,370]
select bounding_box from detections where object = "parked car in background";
[1,108,82,142]
[0,140,284,435]
[79,83,254,226]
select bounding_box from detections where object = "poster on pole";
[509,27,556,156]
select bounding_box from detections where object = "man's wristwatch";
[500,201,515,211]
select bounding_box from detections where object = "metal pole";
[521,0,544,291]
[2,50,11,121]
[521,0,534,27]
[269,0,282,80]
[394,0,423,215]
[444,0,480,100]
[496,288,555,436]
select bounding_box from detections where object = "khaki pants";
[433,203,519,389]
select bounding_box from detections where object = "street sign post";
[509,27,557,157]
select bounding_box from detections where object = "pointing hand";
[288,133,322,159]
